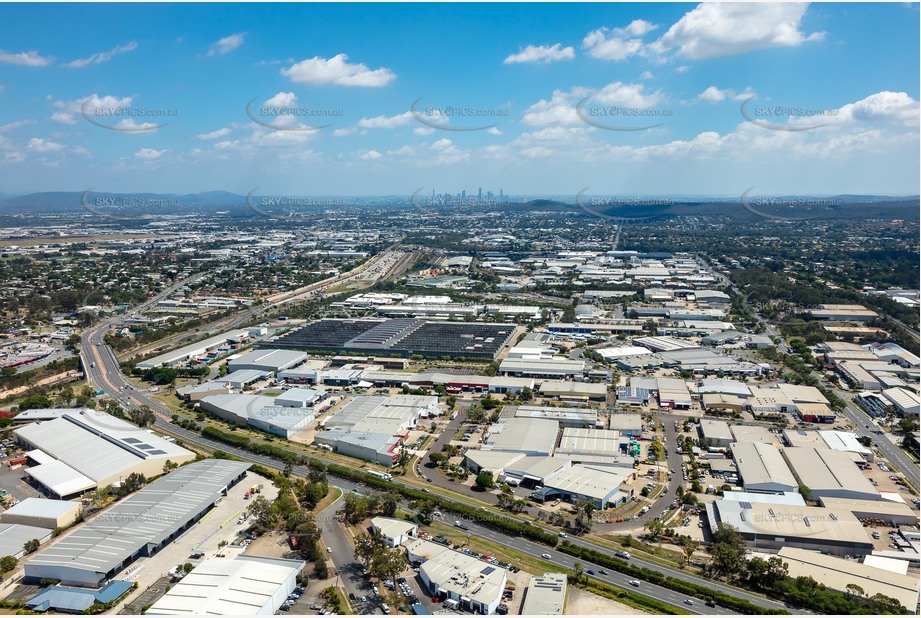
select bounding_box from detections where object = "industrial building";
[781,447,880,501]
[511,406,600,429]
[0,498,81,529]
[698,419,734,448]
[732,441,798,494]
[146,555,306,615]
[498,358,585,379]
[782,430,875,462]
[607,414,644,437]
[816,497,917,526]
[407,539,508,615]
[200,389,329,439]
[706,500,874,557]
[883,387,921,416]
[556,428,628,458]
[313,395,438,466]
[521,574,567,615]
[135,328,261,369]
[371,517,418,547]
[537,380,607,402]
[530,464,632,509]
[0,523,53,558]
[483,418,559,456]
[266,318,515,360]
[14,410,195,498]
[729,425,780,446]
[776,547,918,612]
[24,459,251,586]
[810,304,879,322]
[221,369,271,390]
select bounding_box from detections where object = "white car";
[541,553,552,559]
[327,546,332,553]
[629,580,640,587]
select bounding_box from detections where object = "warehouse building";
[0,498,81,529]
[732,441,798,494]
[781,447,879,501]
[698,419,734,448]
[607,414,643,437]
[537,380,607,402]
[531,464,632,509]
[267,318,515,360]
[314,431,403,467]
[816,497,917,526]
[729,425,780,447]
[498,358,585,379]
[521,574,567,615]
[883,387,921,416]
[324,395,437,434]
[706,500,874,557]
[867,342,921,368]
[135,328,260,369]
[701,393,747,413]
[221,369,271,390]
[811,304,879,322]
[14,411,195,499]
[408,539,508,615]
[511,406,601,429]
[24,459,251,586]
[146,555,306,615]
[371,517,418,547]
[0,523,53,558]
[692,379,752,398]
[556,429,627,458]
[777,547,918,612]
[199,390,328,439]
[655,377,693,409]
[483,418,559,456]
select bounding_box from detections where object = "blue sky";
[0,2,918,196]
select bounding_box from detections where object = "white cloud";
[640,71,654,80]
[0,120,34,132]
[26,137,64,152]
[837,91,919,127]
[51,112,76,125]
[522,87,590,126]
[413,126,435,136]
[486,127,503,136]
[64,41,137,68]
[208,33,245,56]
[675,66,690,74]
[593,81,663,108]
[196,127,231,140]
[697,86,729,103]
[582,20,658,61]
[358,111,413,129]
[113,118,159,132]
[360,150,382,160]
[0,49,53,66]
[504,44,575,64]
[263,92,297,108]
[332,127,357,137]
[654,3,824,60]
[134,148,165,160]
[281,54,396,87]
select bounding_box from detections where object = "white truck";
[367,471,393,481]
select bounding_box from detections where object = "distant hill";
[0,190,916,222]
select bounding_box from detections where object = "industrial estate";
[0,2,918,617]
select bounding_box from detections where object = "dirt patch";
[565,585,649,615]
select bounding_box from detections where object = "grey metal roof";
[26,459,250,580]
[0,523,52,557]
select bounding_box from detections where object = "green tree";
[23,539,39,554]
[708,523,747,579]
[127,405,155,428]
[474,471,495,489]
[0,555,16,573]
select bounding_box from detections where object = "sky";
[0,2,918,197]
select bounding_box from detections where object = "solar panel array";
[266,319,515,359]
